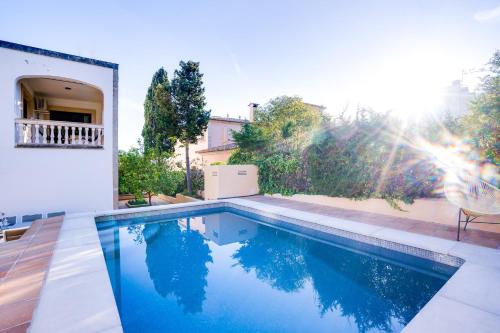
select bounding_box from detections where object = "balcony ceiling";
[22,77,102,103]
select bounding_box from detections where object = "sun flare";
[360,47,463,121]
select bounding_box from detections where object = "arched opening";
[15,76,105,147]
[18,76,104,124]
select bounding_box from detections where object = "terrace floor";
[246,195,500,249]
[0,216,63,332]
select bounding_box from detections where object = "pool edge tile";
[401,295,500,333]
[437,262,500,316]
[30,215,123,333]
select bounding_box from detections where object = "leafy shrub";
[227,148,255,165]
[159,169,186,196]
[119,147,186,201]
[189,167,205,192]
[128,199,147,206]
[305,116,442,203]
[256,151,309,195]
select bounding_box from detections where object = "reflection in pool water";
[98,209,456,333]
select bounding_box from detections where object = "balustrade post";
[97,128,101,146]
[34,124,40,144]
[64,126,69,144]
[42,125,47,144]
[22,123,29,143]
[27,124,33,143]
[49,125,55,144]
[57,125,62,144]
[16,122,22,144]
[17,123,23,144]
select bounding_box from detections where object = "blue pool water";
[97,207,457,333]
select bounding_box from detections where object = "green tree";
[119,147,149,203]
[142,68,177,154]
[255,96,326,148]
[230,96,326,164]
[171,61,210,193]
[461,50,500,164]
[229,123,268,164]
[119,146,182,205]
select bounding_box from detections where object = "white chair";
[444,170,500,240]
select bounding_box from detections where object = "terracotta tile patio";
[0,216,63,333]
[246,195,500,249]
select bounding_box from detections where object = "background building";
[175,103,257,166]
[440,80,474,117]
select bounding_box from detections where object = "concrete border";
[29,211,122,333]
[30,198,500,333]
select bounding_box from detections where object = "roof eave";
[0,40,119,70]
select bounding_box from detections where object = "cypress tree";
[142,68,177,154]
[171,61,211,193]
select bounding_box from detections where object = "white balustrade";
[15,119,104,148]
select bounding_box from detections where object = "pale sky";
[1,0,499,149]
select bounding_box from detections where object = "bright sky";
[1,1,499,149]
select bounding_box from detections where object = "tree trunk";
[148,192,152,206]
[185,143,192,194]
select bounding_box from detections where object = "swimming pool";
[97,206,457,333]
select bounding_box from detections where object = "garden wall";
[269,194,500,233]
[157,193,201,203]
[204,165,259,199]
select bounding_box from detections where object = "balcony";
[15,118,104,148]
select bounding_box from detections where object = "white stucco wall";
[204,165,259,199]
[0,47,117,220]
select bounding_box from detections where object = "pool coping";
[29,198,500,333]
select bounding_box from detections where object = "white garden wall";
[204,165,259,199]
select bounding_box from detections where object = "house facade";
[192,116,248,165]
[0,41,118,223]
[175,103,258,167]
